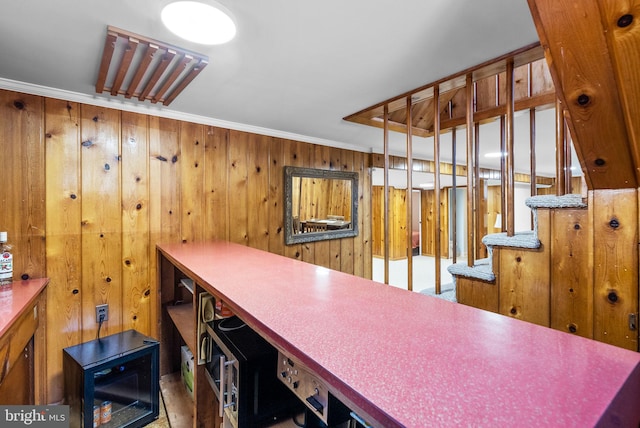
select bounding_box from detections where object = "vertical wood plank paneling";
[0,91,45,280]
[228,130,249,245]
[80,105,122,340]
[247,134,270,251]
[340,149,355,275]
[391,188,408,260]
[371,186,384,258]
[550,209,592,338]
[592,189,638,350]
[353,151,368,278]
[329,149,344,272]
[456,277,499,313]
[439,188,450,258]
[282,139,303,261]
[475,76,497,111]
[499,209,551,326]
[362,152,372,279]
[0,88,374,400]
[180,122,205,243]
[149,117,181,338]
[205,126,229,241]
[422,190,436,255]
[44,98,82,404]
[303,144,332,263]
[121,112,150,334]
[268,137,285,255]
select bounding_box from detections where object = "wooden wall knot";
[573,223,580,230]
[72,289,79,295]
[617,14,633,28]
[13,100,25,110]
[510,307,517,315]
[609,218,620,229]
[576,93,591,106]
[607,291,618,303]
[20,274,28,280]
[156,155,168,162]
[81,140,94,148]
[568,324,577,333]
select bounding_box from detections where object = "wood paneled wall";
[421,188,449,258]
[371,186,407,260]
[0,89,372,404]
[457,190,639,351]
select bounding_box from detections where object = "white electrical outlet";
[96,304,108,323]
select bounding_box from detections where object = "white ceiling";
[0,0,563,183]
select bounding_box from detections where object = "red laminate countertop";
[158,241,640,427]
[0,278,48,338]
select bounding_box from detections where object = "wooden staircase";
[449,192,639,351]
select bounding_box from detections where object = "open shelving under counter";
[156,241,640,428]
[157,252,220,428]
[165,303,195,353]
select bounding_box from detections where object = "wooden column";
[406,96,413,291]
[505,59,515,236]
[466,74,475,267]
[433,84,442,294]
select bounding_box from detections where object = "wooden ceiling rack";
[95,26,208,106]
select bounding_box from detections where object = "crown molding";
[0,77,368,154]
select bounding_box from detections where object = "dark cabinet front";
[63,330,159,428]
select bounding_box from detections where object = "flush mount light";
[161,1,236,45]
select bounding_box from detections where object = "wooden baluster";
[466,74,475,267]
[555,98,566,196]
[530,108,537,230]
[451,127,458,264]
[506,58,515,236]
[383,104,390,285]
[434,84,441,295]
[406,96,413,292]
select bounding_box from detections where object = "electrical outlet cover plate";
[96,304,108,323]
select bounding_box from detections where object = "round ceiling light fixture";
[161,1,236,45]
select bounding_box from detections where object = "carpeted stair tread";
[447,259,495,282]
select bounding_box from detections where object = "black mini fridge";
[63,329,159,428]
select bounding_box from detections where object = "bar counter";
[157,241,640,427]
[0,278,48,337]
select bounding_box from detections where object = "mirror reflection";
[284,166,358,244]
